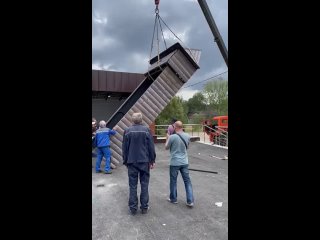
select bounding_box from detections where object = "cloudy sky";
[92,0,228,100]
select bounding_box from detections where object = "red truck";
[203,116,228,145]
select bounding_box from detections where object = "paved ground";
[92,142,228,240]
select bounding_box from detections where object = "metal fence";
[203,124,228,147]
[154,124,203,138]
[154,124,228,147]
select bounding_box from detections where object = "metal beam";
[197,0,228,66]
[189,168,218,174]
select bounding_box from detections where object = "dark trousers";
[127,163,150,211]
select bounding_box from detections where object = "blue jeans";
[95,147,111,172]
[170,164,194,204]
[127,163,150,211]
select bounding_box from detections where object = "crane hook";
[155,0,160,13]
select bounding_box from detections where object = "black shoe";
[129,209,137,215]
[141,207,149,214]
[95,170,102,173]
[104,171,112,174]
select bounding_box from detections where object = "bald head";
[174,121,183,131]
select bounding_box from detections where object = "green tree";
[203,78,228,115]
[186,92,206,114]
[155,96,188,125]
[182,100,189,116]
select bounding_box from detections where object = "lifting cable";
[147,0,166,82]
[149,0,197,65]
[149,0,167,64]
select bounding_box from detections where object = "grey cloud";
[93,0,228,90]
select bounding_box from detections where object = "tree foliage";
[186,92,206,114]
[202,78,228,116]
[155,96,188,125]
[155,78,228,125]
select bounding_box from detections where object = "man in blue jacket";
[122,112,156,215]
[94,120,117,174]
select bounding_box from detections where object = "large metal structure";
[106,42,200,168]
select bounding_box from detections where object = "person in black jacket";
[122,112,156,215]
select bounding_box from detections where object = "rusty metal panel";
[98,70,107,91]
[127,73,136,91]
[121,72,129,92]
[114,72,122,91]
[106,71,115,91]
[92,70,99,91]
[92,70,144,92]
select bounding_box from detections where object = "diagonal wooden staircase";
[106,42,200,168]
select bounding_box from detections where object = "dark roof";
[92,70,144,92]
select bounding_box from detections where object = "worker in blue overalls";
[94,120,117,174]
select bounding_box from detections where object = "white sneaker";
[186,202,194,207]
[167,198,178,204]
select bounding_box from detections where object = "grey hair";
[132,112,143,124]
[99,120,106,128]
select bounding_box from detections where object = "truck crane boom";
[153,0,227,66]
[197,0,228,66]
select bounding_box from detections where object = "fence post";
[203,125,205,142]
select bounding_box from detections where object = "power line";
[180,70,228,90]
